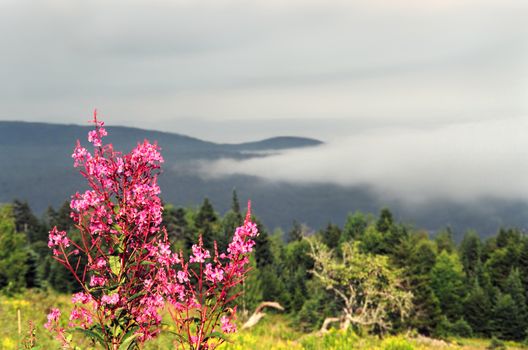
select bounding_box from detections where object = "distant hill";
[0,121,320,158]
[0,121,526,240]
[225,136,323,151]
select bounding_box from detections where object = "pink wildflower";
[89,275,106,287]
[221,316,236,334]
[101,294,119,305]
[94,257,107,269]
[205,263,224,283]
[177,270,189,283]
[71,292,92,304]
[190,237,211,263]
[48,227,69,248]
[44,308,61,330]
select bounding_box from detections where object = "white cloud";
[200,117,528,202]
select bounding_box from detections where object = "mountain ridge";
[0,120,526,239]
[0,121,322,150]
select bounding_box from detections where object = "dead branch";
[241,301,284,329]
[318,317,341,334]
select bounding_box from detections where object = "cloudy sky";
[1,0,527,201]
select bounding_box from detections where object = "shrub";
[381,335,415,350]
[301,329,358,350]
[451,318,473,338]
[487,337,506,350]
[433,316,452,339]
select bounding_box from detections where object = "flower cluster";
[47,111,258,350]
[47,111,171,346]
[44,308,69,348]
[163,207,259,349]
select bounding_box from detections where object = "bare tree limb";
[241,301,284,329]
[319,317,341,333]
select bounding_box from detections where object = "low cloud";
[200,117,528,203]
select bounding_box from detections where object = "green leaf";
[127,291,145,303]
[164,330,186,342]
[204,331,230,342]
[109,256,122,276]
[119,332,143,350]
[73,327,106,346]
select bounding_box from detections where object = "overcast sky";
[1,0,527,201]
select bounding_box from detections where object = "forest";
[1,195,527,347]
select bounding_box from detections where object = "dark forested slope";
[0,121,526,239]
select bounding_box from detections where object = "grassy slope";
[1,291,526,349]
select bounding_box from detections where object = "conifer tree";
[430,251,466,321]
[195,197,219,249]
[491,293,519,340]
[231,188,241,215]
[318,222,341,249]
[163,204,188,243]
[360,224,386,254]
[405,238,441,334]
[0,205,30,293]
[502,269,528,340]
[486,247,518,288]
[519,239,528,293]
[342,211,368,242]
[435,227,455,254]
[287,220,303,243]
[463,279,492,336]
[376,208,394,234]
[253,218,273,268]
[459,230,482,281]
[12,199,45,243]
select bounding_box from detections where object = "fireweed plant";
[46,112,259,350]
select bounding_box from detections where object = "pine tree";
[12,199,45,243]
[231,189,241,215]
[496,228,521,249]
[0,205,30,293]
[360,224,386,254]
[485,247,517,288]
[385,223,409,257]
[491,292,520,340]
[219,210,243,252]
[459,230,482,281]
[46,200,74,232]
[195,198,219,249]
[318,222,341,249]
[253,219,274,268]
[44,205,58,226]
[463,280,492,336]
[404,237,441,334]
[435,227,455,254]
[502,269,527,340]
[287,220,303,243]
[283,239,313,311]
[519,239,528,294]
[341,211,368,242]
[376,208,394,234]
[297,279,337,332]
[163,205,190,244]
[430,251,466,321]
